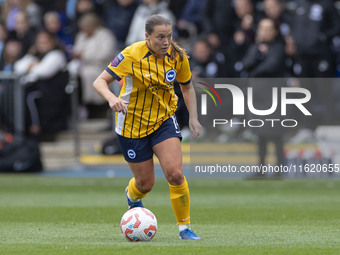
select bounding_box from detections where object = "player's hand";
[109,98,128,114]
[189,118,202,139]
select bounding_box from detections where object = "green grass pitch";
[0,175,339,255]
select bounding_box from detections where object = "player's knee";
[136,180,154,194]
[167,170,184,186]
[140,184,153,194]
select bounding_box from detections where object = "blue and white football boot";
[179,228,201,240]
[125,187,144,209]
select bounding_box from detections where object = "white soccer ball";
[120,207,157,241]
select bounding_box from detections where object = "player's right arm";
[93,70,128,114]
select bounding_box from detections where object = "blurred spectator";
[66,0,78,21]
[287,0,340,143]
[284,34,298,77]
[0,39,23,133]
[240,16,287,77]
[3,0,41,31]
[34,0,66,16]
[0,39,22,133]
[75,0,103,17]
[7,11,36,56]
[168,0,186,21]
[3,0,25,31]
[43,11,74,58]
[200,0,235,76]
[179,0,205,28]
[233,0,256,44]
[0,22,8,58]
[226,0,257,77]
[24,0,42,30]
[174,0,205,38]
[0,38,22,71]
[190,38,225,78]
[263,0,291,37]
[14,31,69,138]
[202,0,234,51]
[241,18,286,173]
[249,80,285,177]
[69,0,103,37]
[125,0,175,46]
[291,0,340,77]
[238,18,286,77]
[228,29,252,77]
[104,0,139,50]
[71,13,116,118]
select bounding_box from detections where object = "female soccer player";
[93,14,201,240]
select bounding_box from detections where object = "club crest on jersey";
[111,53,125,67]
[165,69,176,83]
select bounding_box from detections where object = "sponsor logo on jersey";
[111,53,125,67]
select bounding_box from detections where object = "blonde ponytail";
[170,40,187,61]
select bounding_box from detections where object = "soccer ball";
[120,207,157,241]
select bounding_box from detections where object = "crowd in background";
[0,0,340,142]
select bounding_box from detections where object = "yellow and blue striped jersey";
[106,41,191,138]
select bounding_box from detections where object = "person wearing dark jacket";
[240,18,286,77]
[240,18,286,177]
[263,0,292,38]
[291,0,340,77]
[104,0,139,51]
[7,11,36,57]
[288,0,340,143]
[202,0,234,50]
[201,0,236,76]
[14,31,69,138]
[190,38,225,78]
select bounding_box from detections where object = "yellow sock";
[169,177,191,225]
[127,178,148,200]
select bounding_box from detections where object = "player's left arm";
[180,81,202,139]
[176,55,201,138]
